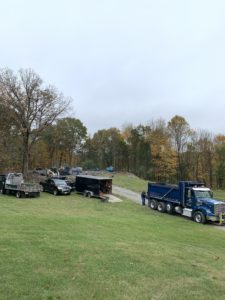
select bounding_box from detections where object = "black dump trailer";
[75,175,112,201]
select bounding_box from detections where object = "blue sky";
[1,0,225,134]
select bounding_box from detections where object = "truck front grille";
[214,203,225,215]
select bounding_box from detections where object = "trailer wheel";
[149,199,158,210]
[157,202,166,213]
[16,191,21,198]
[166,203,174,214]
[193,211,206,224]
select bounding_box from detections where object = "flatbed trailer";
[0,173,41,198]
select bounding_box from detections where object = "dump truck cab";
[179,182,225,223]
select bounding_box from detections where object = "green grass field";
[112,173,147,192]
[1,188,225,299]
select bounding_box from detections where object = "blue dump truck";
[146,181,225,224]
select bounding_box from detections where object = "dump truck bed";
[148,183,181,204]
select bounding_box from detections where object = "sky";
[1,0,225,135]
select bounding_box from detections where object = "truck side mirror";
[210,191,213,198]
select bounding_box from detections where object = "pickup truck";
[146,181,225,224]
[0,173,41,198]
[40,178,71,195]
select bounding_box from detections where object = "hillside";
[1,190,225,299]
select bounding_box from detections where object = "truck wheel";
[149,199,158,210]
[87,192,92,198]
[53,189,58,196]
[157,202,166,213]
[166,203,174,214]
[16,191,21,198]
[193,211,206,224]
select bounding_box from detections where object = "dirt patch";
[107,194,123,203]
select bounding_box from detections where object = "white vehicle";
[0,173,41,198]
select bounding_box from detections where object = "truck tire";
[87,192,92,198]
[166,203,174,214]
[149,199,158,210]
[193,211,206,224]
[53,189,58,196]
[157,202,166,213]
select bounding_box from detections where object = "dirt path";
[112,185,225,231]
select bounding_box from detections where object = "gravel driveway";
[112,185,141,205]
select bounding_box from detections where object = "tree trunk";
[22,132,29,179]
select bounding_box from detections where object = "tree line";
[0,68,225,188]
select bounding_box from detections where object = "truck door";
[186,189,195,208]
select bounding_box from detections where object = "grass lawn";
[113,173,147,192]
[1,191,225,299]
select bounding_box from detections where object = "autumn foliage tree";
[88,128,128,170]
[215,135,225,188]
[147,119,176,182]
[38,118,87,167]
[0,68,70,177]
[168,115,191,180]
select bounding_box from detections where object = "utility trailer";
[146,181,225,224]
[75,175,112,201]
[0,173,41,198]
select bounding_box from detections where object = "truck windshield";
[194,190,212,199]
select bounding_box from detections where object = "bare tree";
[0,68,70,177]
